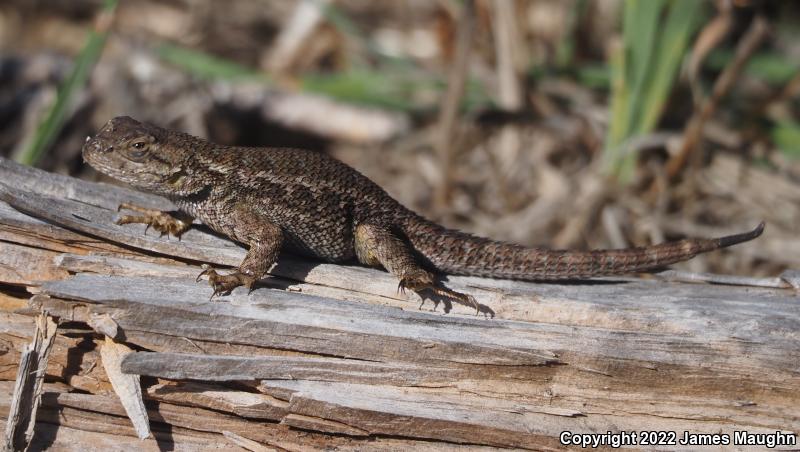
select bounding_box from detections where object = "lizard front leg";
[355,223,492,317]
[197,218,283,299]
[116,203,193,239]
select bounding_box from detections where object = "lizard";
[82,116,765,315]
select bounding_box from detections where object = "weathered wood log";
[0,157,798,450]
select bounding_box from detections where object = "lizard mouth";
[82,136,105,163]
[81,133,124,178]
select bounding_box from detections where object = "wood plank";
[39,274,559,367]
[54,253,405,308]
[146,381,289,421]
[99,337,150,439]
[263,379,797,450]
[35,276,800,439]
[0,312,108,389]
[0,198,145,258]
[3,312,57,451]
[0,181,243,266]
[37,273,800,376]
[266,380,570,448]
[0,381,484,451]
[0,158,175,213]
[0,293,27,312]
[25,423,248,452]
[122,351,466,386]
[0,241,68,286]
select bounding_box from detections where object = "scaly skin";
[82,116,764,314]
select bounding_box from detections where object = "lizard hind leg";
[355,223,493,317]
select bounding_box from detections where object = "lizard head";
[82,116,187,194]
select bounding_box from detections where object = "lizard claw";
[196,264,213,282]
[116,203,191,239]
[196,265,256,300]
[428,286,494,319]
[397,279,408,295]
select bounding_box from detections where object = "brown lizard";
[82,116,764,315]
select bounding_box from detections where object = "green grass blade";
[624,0,663,128]
[706,49,800,84]
[605,42,630,174]
[300,70,419,111]
[773,120,800,159]
[155,42,489,113]
[156,44,269,82]
[605,0,664,180]
[637,0,704,132]
[604,0,706,183]
[555,0,589,69]
[14,0,118,166]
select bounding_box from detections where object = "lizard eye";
[127,141,149,161]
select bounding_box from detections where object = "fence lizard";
[83,116,764,314]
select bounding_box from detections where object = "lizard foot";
[116,203,191,239]
[398,272,494,318]
[397,272,433,295]
[196,264,256,299]
[398,272,446,313]
[428,286,489,317]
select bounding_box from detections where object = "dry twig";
[664,15,770,180]
[434,0,475,209]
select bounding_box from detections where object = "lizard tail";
[403,219,765,280]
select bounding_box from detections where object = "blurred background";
[0,0,798,277]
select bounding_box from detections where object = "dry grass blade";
[263,0,329,75]
[686,1,733,104]
[490,0,523,206]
